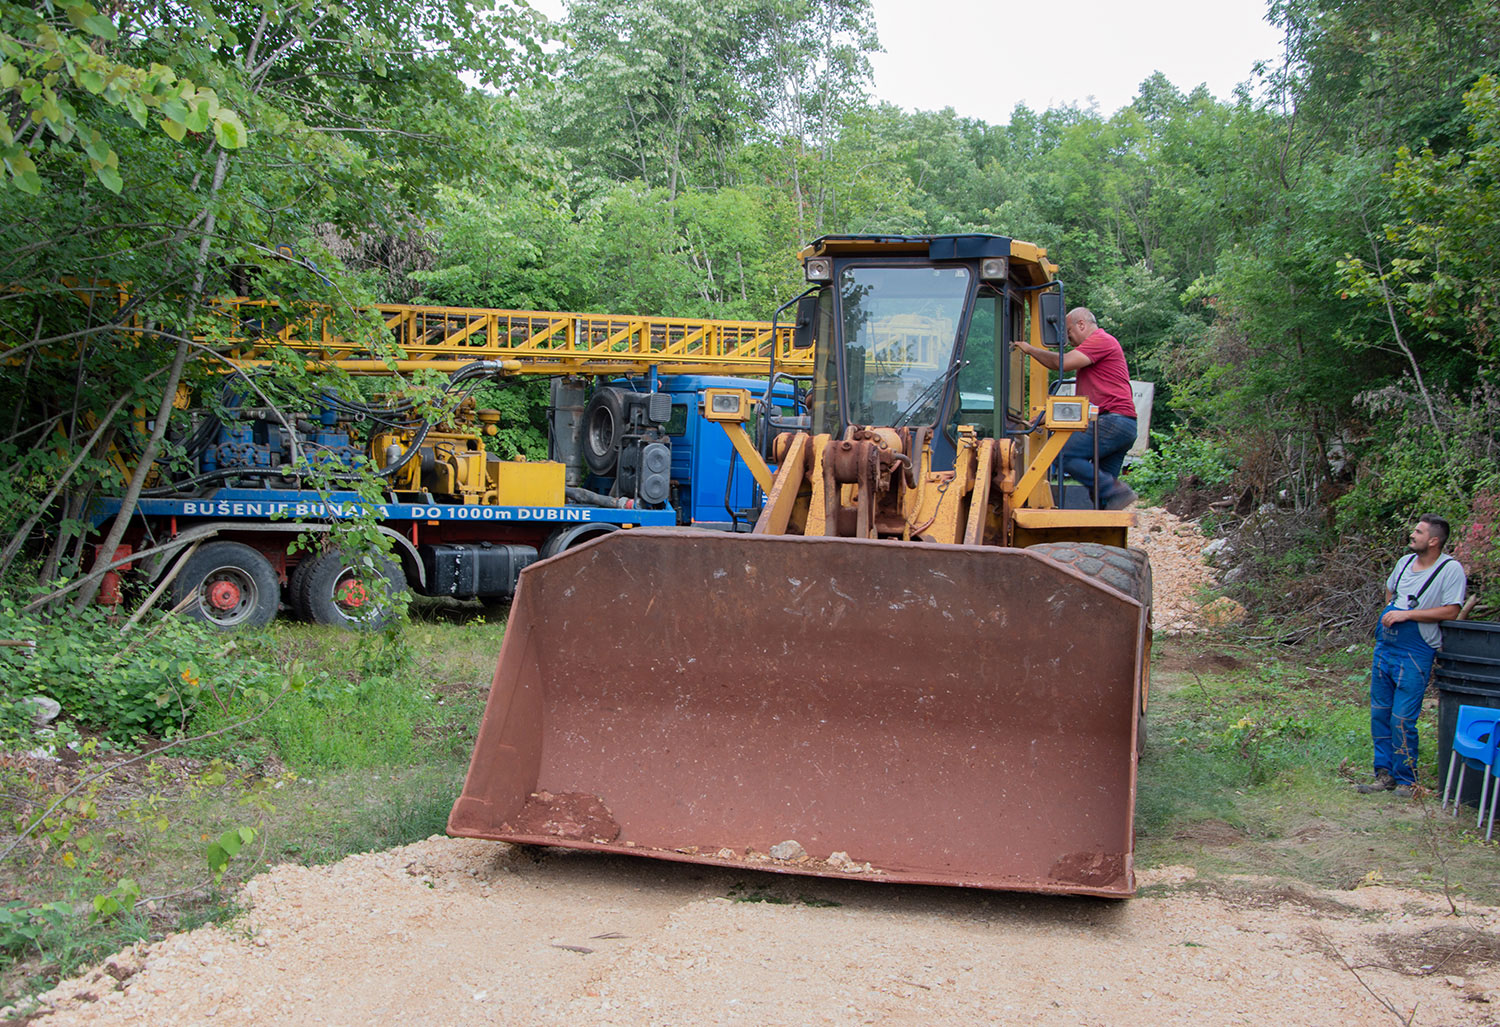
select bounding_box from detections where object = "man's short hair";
[1419,513,1450,547]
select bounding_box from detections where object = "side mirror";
[792,294,817,353]
[1040,290,1065,349]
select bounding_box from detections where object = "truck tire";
[286,553,320,621]
[582,387,628,475]
[1027,541,1151,606]
[540,523,618,559]
[172,541,281,630]
[296,548,407,629]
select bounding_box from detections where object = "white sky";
[524,0,1287,125]
[867,0,1286,122]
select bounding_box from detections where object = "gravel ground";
[17,838,1500,1026]
[1129,507,1240,636]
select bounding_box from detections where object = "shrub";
[1451,488,1500,616]
[1126,428,1237,505]
[0,600,284,744]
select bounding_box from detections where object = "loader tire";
[1029,541,1153,760]
[172,541,281,630]
[1027,541,1151,606]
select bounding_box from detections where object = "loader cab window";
[836,265,969,431]
[951,289,1027,441]
[1007,294,1027,427]
[955,287,1002,439]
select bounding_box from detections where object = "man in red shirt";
[1011,307,1139,510]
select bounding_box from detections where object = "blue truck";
[92,372,799,629]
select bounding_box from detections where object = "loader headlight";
[980,256,1009,281]
[804,257,833,283]
[702,388,752,422]
[1044,397,1088,429]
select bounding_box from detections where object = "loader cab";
[798,235,1033,471]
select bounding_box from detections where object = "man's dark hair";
[1419,513,1450,547]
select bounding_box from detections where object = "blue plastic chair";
[1487,746,1500,842]
[1442,705,1500,820]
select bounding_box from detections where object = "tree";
[548,0,758,199]
[738,0,879,236]
[0,0,544,608]
[1339,74,1500,365]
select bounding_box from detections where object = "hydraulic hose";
[564,487,634,509]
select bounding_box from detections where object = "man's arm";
[1381,603,1461,627]
[1011,340,1093,372]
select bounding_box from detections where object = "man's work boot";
[1392,783,1416,798]
[1105,485,1138,511]
[1356,769,1397,794]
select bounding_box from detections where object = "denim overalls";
[1369,557,1448,786]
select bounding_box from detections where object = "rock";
[1222,566,1245,584]
[827,851,851,868]
[21,695,60,727]
[769,840,806,861]
[1199,597,1246,627]
[1202,538,1232,564]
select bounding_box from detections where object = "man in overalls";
[1357,514,1467,797]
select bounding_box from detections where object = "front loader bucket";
[449,528,1147,897]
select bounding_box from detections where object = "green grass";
[192,616,500,772]
[1137,640,1500,905]
[256,766,468,867]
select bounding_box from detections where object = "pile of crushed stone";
[1129,507,1241,636]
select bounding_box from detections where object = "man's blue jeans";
[1060,413,1138,505]
[1369,642,1435,786]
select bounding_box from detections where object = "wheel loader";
[449,234,1152,897]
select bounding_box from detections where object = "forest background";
[1,0,1499,630]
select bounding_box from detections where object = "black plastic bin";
[1434,621,1500,808]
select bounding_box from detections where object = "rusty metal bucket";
[448,528,1147,897]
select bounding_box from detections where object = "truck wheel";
[1027,541,1151,605]
[172,541,281,630]
[286,553,320,620]
[540,523,618,559]
[582,387,628,474]
[296,549,407,629]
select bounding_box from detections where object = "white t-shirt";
[1386,554,1468,648]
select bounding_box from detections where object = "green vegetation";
[4,0,1497,632]
[1138,641,1500,905]
[0,611,497,1007]
[1126,430,1238,507]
